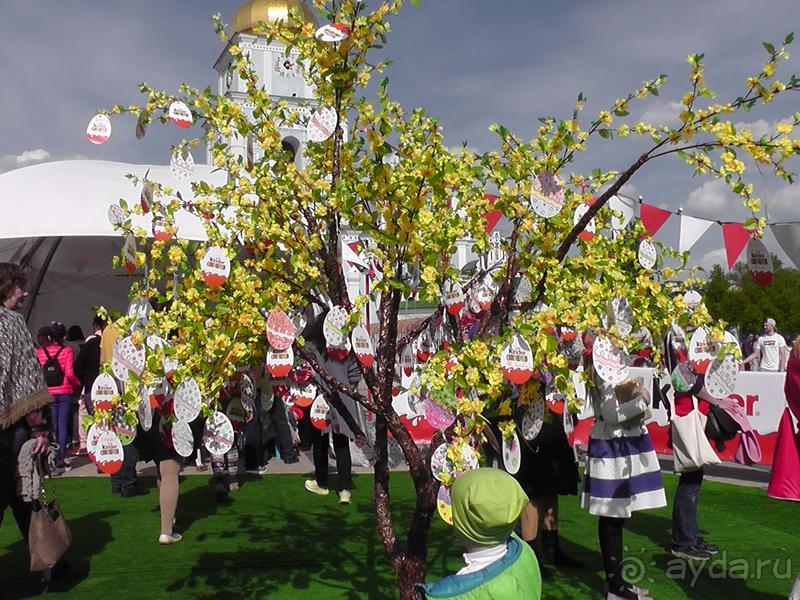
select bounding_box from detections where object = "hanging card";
[266,307,295,350]
[140,181,154,213]
[108,204,125,228]
[609,295,634,336]
[437,485,453,524]
[530,171,565,218]
[592,336,629,385]
[170,148,195,181]
[86,114,112,144]
[638,238,657,270]
[307,106,337,142]
[168,100,193,128]
[315,23,351,42]
[574,202,596,241]
[226,398,247,431]
[501,335,533,385]
[91,372,117,412]
[123,234,137,275]
[521,395,546,441]
[203,410,235,456]
[171,420,194,457]
[323,306,348,346]
[152,218,176,241]
[174,378,201,423]
[200,246,230,287]
[442,280,465,315]
[351,325,374,367]
[95,430,124,474]
[111,336,145,381]
[689,326,717,374]
[502,432,521,475]
[267,345,294,378]
[310,395,331,430]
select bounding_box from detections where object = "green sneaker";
[304,480,329,496]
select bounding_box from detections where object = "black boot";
[526,539,554,581]
[542,529,585,568]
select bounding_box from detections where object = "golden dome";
[230,0,317,34]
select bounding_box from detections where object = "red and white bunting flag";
[640,203,671,238]
[678,215,713,253]
[721,223,751,269]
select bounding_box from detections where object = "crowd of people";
[1,260,799,599]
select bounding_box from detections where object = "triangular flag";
[770,223,800,270]
[482,195,502,232]
[679,215,713,253]
[721,223,751,269]
[639,203,671,238]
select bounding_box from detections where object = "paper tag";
[240,373,256,404]
[315,23,351,42]
[140,181,154,213]
[502,432,521,475]
[514,276,532,304]
[168,100,193,128]
[424,397,455,430]
[135,112,148,140]
[521,396,545,441]
[91,372,117,412]
[310,395,331,430]
[152,218,176,241]
[307,106,337,142]
[387,436,404,469]
[266,307,295,350]
[530,171,565,218]
[137,392,153,431]
[123,234,137,275]
[351,325,374,367]
[200,246,230,287]
[689,326,717,374]
[592,336,629,385]
[108,204,125,227]
[87,114,112,144]
[610,295,634,336]
[747,237,773,286]
[638,238,657,270]
[683,290,702,310]
[574,201,596,242]
[323,306,348,346]
[95,430,124,474]
[203,410,235,456]
[501,335,533,385]
[86,424,105,462]
[292,382,316,408]
[705,354,739,399]
[226,397,247,431]
[670,321,688,361]
[609,194,635,230]
[171,420,194,457]
[174,378,202,423]
[146,335,178,376]
[112,408,136,445]
[352,435,377,467]
[170,148,195,181]
[437,485,453,524]
[267,345,293,378]
[671,361,697,393]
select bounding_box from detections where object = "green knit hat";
[451,468,529,546]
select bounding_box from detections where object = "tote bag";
[29,456,72,571]
[670,395,721,473]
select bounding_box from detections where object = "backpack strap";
[54,347,64,359]
[43,346,53,360]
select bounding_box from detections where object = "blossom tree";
[92,0,799,596]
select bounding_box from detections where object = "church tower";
[209,0,318,168]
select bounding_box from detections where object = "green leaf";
[763,42,775,54]
[410,0,421,6]
[699,88,716,98]
[647,86,659,96]
[614,108,629,117]
[598,129,611,139]
[785,33,794,45]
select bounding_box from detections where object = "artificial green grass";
[1,471,798,599]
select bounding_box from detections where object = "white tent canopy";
[0,159,227,334]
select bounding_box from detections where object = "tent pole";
[23,237,62,325]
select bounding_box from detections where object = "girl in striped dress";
[581,368,665,600]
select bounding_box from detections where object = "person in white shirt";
[743,318,787,372]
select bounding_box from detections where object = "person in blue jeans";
[35,322,80,472]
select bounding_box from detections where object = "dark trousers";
[671,467,704,547]
[51,394,72,461]
[312,429,352,492]
[0,423,33,543]
[270,396,296,459]
[243,393,264,470]
[110,443,139,492]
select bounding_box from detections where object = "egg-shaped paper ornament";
[91,372,117,412]
[170,148,194,181]
[200,246,230,287]
[267,345,294,378]
[140,181,154,213]
[323,306,348,347]
[546,389,566,415]
[387,436,405,469]
[705,354,739,399]
[108,204,125,228]
[315,22,351,42]
[112,408,136,445]
[442,280,465,315]
[530,171,565,218]
[437,485,453,524]
[430,443,450,482]
[416,330,434,362]
[689,326,717,374]
[152,218,176,241]
[310,395,331,430]
[128,297,151,322]
[266,307,295,350]
[351,325,374,367]
[683,290,702,310]
[86,424,105,463]
[146,335,178,376]
[424,397,456,430]
[95,429,124,474]
[521,395,546,441]
[173,378,202,423]
[638,238,657,270]
[502,432,522,475]
[171,420,194,457]
[135,112,148,140]
[225,397,247,431]
[592,336,629,385]
[203,411,235,456]
[240,373,256,405]
[671,361,696,393]
[747,237,773,287]
[670,321,689,362]
[608,194,636,230]
[478,276,497,312]
[137,393,153,431]
[501,335,533,385]
[609,295,634,336]
[352,434,377,468]
[146,377,170,409]
[401,344,416,377]
[326,337,351,360]
[123,234,137,275]
[292,382,316,408]
[307,106,338,142]
[573,202,596,242]
[111,336,145,381]
[86,114,112,144]
[168,100,193,128]
[514,276,532,304]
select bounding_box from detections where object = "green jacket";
[416,535,541,600]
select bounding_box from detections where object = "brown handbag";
[29,455,72,571]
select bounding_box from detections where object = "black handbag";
[704,404,740,443]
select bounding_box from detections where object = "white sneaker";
[338,490,351,504]
[158,533,182,545]
[245,466,268,475]
[304,480,329,496]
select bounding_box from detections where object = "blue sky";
[2,0,799,270]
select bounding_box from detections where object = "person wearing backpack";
[36,322,80,472]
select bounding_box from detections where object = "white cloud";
[638,101,683,128]
[692,247,729,272]
[14,149,51,164]
[685,179,733,218]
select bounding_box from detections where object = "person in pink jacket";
[36,322,80,471]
